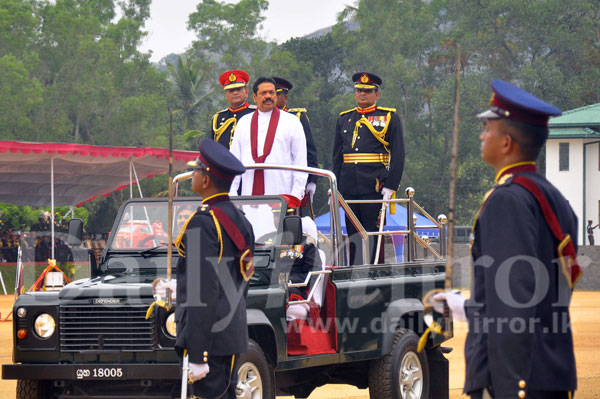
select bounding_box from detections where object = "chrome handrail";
[287,270,332,305]
[172,164,447,266]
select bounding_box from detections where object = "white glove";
[305,182,317,201]
[188,362,210,382]
[431,291,467,322]
[153,279,176,300]
[381,187,395,201]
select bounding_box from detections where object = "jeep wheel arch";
[380,299,424,355]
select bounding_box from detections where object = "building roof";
[548,103,600,138]
[548,127,600,139]
[549,103,600,127]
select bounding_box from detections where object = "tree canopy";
[1,0,599,232]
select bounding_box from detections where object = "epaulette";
[287,108,307,113]
[377,106,396,112]
[212,109,228,119]
[339,108,357,116]
[197,203,211,214]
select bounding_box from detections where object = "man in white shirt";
[230,77,308,203]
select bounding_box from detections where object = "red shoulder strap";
[210,206,254,281]
[511,176,582,288]
[210,207,248,251]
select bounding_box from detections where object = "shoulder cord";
[212,113,237,145]
[352,112,392,154]
[208,210,223,263]
[174,212,197,258]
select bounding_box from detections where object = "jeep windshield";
[108,197,286,252]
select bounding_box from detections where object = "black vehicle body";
[3,166,452,399]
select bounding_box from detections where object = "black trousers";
[190,354,238,399]
[344,193,384,265]
[469,388,573,399]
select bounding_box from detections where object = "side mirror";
[67,218,84,246]
[282,215,302,245]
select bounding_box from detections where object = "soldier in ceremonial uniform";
[332,72,405,265]
[155,139,255,399]
[272,76,319,202]
[210,70,256,149]
[432,80,580,399]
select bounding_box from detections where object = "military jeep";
[2,165,452,399]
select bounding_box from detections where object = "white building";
[546,103,600,245]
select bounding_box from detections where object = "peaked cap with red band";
[477,80,562,126]
[219,69,250,90]
[188,139,245,182]
[352,71,382,89]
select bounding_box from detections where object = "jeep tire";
[236,339,275,399]
[17,380,50,399]
[368,328,429,399]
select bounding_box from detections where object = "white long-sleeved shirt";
[230,109,308,199]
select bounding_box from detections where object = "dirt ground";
[0,291,598,398]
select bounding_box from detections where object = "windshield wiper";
[140,245,168,257]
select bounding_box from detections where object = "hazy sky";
[139,0,352,62]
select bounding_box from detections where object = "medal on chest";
[368,115,388,128]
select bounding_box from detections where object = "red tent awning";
[0,141,198,207]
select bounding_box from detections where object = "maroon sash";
[210,207,254,281]
[512,176,582,288]
[250,107,280,195]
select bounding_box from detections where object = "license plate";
[75,366,126,380]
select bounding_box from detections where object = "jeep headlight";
[165,313,177,337]
[34,313,56,339]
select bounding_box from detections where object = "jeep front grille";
[60,304,155,352]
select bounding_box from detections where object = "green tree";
[167,55,214,134]
[0,55,43,139]
[0,0,38,60]
[0,0,170,146]
[187,0,269,69]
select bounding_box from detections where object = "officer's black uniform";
[210,104,256,149]
[465,80,578,399]
[284,240,322,301]
[285,107,318,177]
[174,140,254,399]
[272,77,319,182]
[332,72,405,265]
[210,70,256,149]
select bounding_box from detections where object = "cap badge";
[360,73,369,84]
[228,73,237,82]
[489,93,495,105]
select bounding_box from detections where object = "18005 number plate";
[75,366,126,380]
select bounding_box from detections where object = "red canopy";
[0,141,198,207]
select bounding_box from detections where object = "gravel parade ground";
[0,291,598,398]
